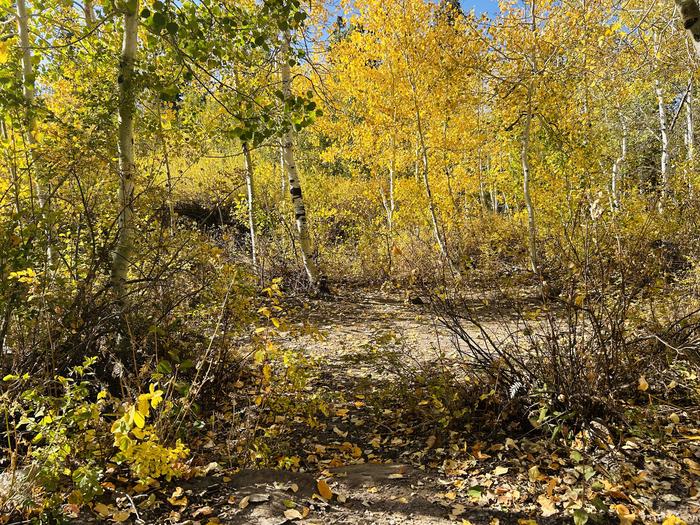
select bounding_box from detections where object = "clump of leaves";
[1,357,109,512]
[110,384,189,481]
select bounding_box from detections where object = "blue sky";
[461,0,500,15]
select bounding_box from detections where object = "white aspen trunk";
[686,82,695,198]
[478,153,487,212]
[416,112,447,259]
[280,143,286,197]
[686,82,694,162]
[611,116,627,210]
[413,140,420,183]
[231,68,257,268]
[523,0,539,275]
[656,81,670,212]
[111,1,139,296]
[242,142,257,268]
[16,0,53,268]
[280,31,320,286]
[522,82,539,275]
[379,144,396,233]
[676,0,700,57]
[380,128,397,233]
[388,141,395,231]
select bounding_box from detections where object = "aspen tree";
[522,0,539,275]
[111,0,139,297]
[243,142,257,268]
[15,0,54,268]
[280,30,321,287]
[656,80,670,212]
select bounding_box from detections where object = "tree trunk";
[656,81,670,212]
[522,81,539,275]
[380,130,397,233]
[523,0,539,275]
[111,1,139,297]
[403,67,448,260]
[686,82,694,162]
[676,0,700,57]
[83,0,95,26]
[16,0,53,268]
[280,142,286,197]
[611,115,627,210]
[242,141,257,268]
[280,31,321,287]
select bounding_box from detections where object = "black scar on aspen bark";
[290,187,302,198]
[295,212,304,220]
[681,2,700,29]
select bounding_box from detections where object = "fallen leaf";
[614,504,636,525]
[192,506,214,518]
[528,465,541,482]
[450,503,466,518]
[62,503,80,518]
[493,466,509,476]
[638,376,648,392]
[284,509,303,520]
[317,479,333,500]
[112,510,130,523]
[537,494,557,517]
[94,503,111,517]
[573,509,589,525]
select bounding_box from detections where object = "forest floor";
[24,289,699,525]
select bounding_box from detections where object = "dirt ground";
[10,288,696,525]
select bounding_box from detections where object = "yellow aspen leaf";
[317,479,333,500]
[638,376,648,392]
[133,409,145,429]
[137,394,150,418]
[662,516,688,525]
[614,504,636,525]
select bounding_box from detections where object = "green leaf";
[140,7,150,18]
[166,22,179,35]
[156,359,172,374]
[573,509,589,525]
[152,12,167,31]
[467,485,483,498]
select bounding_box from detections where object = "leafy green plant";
[2,357,107,508]
[110,384,189,481]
